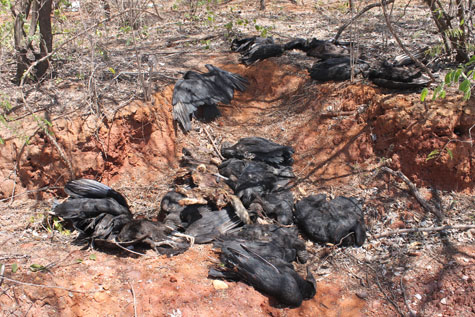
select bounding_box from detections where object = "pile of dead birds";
[231,36,432,89]
[52,137,366,307]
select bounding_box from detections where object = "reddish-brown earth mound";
[1,59,473,317]
[1,60,473,201]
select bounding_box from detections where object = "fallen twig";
[374,224,475,238]
[0,264,5,288]
[44,131,74,179]
[333,0,395,42]
[129,281,137,317]
[0,185,54,203]
[380,0,436,82]
[2,276,99,294]
[320,110,357,118]
[10,127,42,205]
[0,254,31,261]
[202,126,225,161]
[381,166,444,221]
[401,277,417,317]
[374,274,405,317]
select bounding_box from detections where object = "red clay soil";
[0,59,474,317]
[1,60,473,200]
[0,242,366,317]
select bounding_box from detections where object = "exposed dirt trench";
[0,59,474,316]
[1,60,473,200]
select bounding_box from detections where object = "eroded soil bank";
[1,58,474,316]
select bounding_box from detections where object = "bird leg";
[171,231,195,247]
[154,240,179,250]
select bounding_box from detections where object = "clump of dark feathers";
[52,136,368,308]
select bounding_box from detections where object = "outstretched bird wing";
[204,64,249,92]
[172,76,224,131]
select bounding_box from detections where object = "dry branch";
[129,281,138,317]
[381,166,444,221]
[374,224,475,238]
[374,274,405,316]
[0,264,5,288]
[333,0,395,42]
[2,276,99,293]
[19,8,138,88]
[203,127,225,161]
[45,131,74,179]
[380,0,436,82]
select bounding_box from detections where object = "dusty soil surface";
[0,0,474,316]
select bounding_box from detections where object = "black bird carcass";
[295,194,366,246]
[221,137,294,166]
[52,179,133,248]
[367,55,431,90]
[209,224,315,307]
[215,224,309,264]
[209,245,316,307]
[160,190,242,244]
[117,219,193,256]
[218,137,296,225]
[231,36,284,65]
[284,38,350,59]
[53,179,194,255]
[172,64,249,132]
[309,57,369,82]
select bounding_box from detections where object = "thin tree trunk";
[13,0,52,83]
[423,0,469,61]
[14,0,33,83]
[37,0,53,79]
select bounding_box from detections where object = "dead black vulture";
[218,138,295,223]
[160,190,210,229]
[240,43,283,65]
[231,36,275,53]
[284,38,351,59]
[160,190,242,243]
[216,223,308,263]
[310,57,369,82]
[231,36,284,65]
[172,64,249,132]
[305,40,349,59]
[117,219,192,256]
[249,190,295,225]
[52,179,133,246]
[295,194,366,246]
[209,244,316,307]
[368,62,430,90]
[221,137,295,166]
[283,38,309,51]
[219,159,294,207]
[184,209,241,244]
[64,178,129,209]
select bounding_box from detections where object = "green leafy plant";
[426,148,453,161]
[421,55,475,101]
[0,0,14,49]
[202,39,211,49]
[253,20,271,38]
[49,216,71,235]
[29,263,47,272]
[11,263,18,273]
